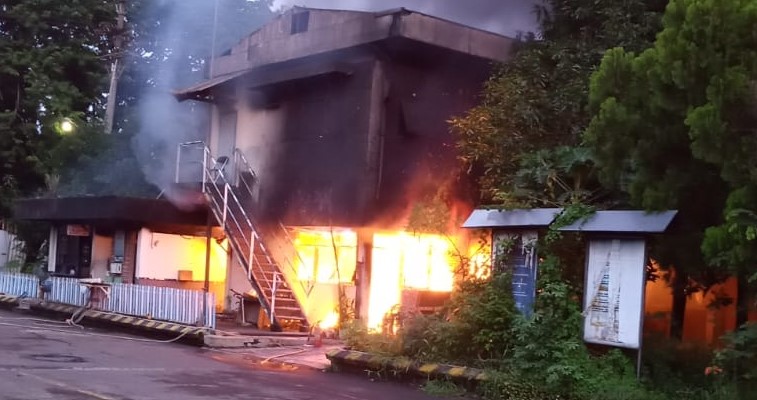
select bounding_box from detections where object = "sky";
[270,0,541,37]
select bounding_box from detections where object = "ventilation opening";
[291,11,310,35]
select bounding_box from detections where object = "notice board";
[583,238,646,349]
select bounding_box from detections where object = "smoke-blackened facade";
[177,7,513,227]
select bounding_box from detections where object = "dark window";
[291,11,310,34]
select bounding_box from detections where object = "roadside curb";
[326,349,489,383]
[0,294,209,343]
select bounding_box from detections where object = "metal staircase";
[176,142,310,330]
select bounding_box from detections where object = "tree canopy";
[586,0,757,325]
[451,0,665,207]
[0,0,117,216]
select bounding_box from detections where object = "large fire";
[369,232,457,329]
[292,227,488,331]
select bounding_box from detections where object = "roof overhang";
[14,196,213,232]
[174,61,355,103]
[558,210,678,234]
[462,208,563,229]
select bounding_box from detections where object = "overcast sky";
[271,0,541,37]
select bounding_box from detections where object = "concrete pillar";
[355,229,373,325]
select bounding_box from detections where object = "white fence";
[0,273,37,297]
[47,277,88,307]
[107,284,215,327]
[0,273,215,328]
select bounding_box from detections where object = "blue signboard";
[494,232,538,316]
[510,247,537,316]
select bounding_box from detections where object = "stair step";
[204,168,309,326]
[275,309,306,318]
[275,305,304,312]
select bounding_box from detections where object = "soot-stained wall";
[371,53,490,225]
[233,46,493,227]
[254,57,375,226]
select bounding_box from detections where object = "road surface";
[0,309,441,400]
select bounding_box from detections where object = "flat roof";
[14,196,210,227]
[558,210,678,234]
[462,208,563,229]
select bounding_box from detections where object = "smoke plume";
[272,0,540,37]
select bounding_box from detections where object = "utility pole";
[209,0,220,79]
[105,0,127,134]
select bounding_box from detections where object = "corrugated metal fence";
[107,283,215,327]
[46,277,88,307]
[0,273,37,297]
[0,273,215,328]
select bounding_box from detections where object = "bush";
[341,320,402,356]
[642,335,716,397]
[479,370,565,400]
[713,322,757,399]
[398,273,517,365]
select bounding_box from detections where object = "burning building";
[171,6,513,330]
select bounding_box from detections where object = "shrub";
[341,320,402,356]
[713,322,757,399]
[642,335,716,397]
[398,273,517,365]
[479,370,565,400]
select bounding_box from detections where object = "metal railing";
[177,142,281,323]
[0,273,215,328]
[231,148,314,298]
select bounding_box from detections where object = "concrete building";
[173,7,514,330]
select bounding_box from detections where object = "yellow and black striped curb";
[326,349,489,382]
[1,294,209,339]
[0,294,19,305]
[32,302,210,338]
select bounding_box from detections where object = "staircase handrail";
[231,148,315,297]
[178,142,276,289]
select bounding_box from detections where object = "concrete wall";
[134,229,227,283]
[213,8,512,77]
[90,230,113,280]
[369,59,486,224]
[225,255,254,311]
[215,9,390,76]
[211,57,376,226]
[0,229,23,268]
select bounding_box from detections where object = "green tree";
[586,0,757,333]
[452,0,664,207]
[0,0,117,215]
[56,0,275,196]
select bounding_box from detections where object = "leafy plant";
[713,322,757,398]
[642,335,716,397]
[421,380,466,397]
[398,273,517,365]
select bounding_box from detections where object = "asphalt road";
[0,309,442,400]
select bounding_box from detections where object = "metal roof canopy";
[558,210,678,234]
[462,208,563,229]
